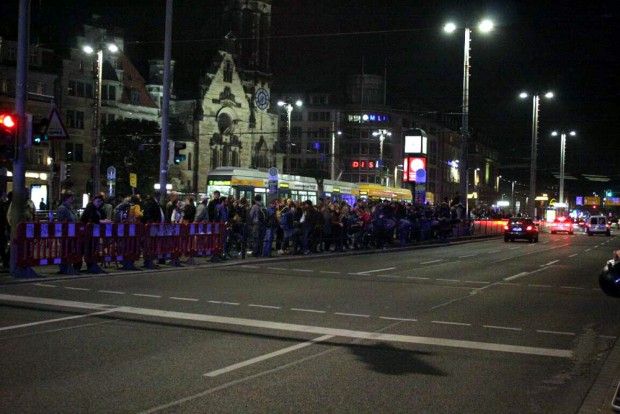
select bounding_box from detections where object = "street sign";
[45,108,70,139]
[107,166,116,180]
[129,173,137,188]
[268,166,279,179]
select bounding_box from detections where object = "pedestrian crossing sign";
[44,108,70,139]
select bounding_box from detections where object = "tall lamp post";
[444,19,494,217]
[83,42,118,195]
[372,129,391,186]
[277,98,302,174]
[519,91,553,218]
[551,130,576,208]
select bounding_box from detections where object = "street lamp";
[444,19,494,217]
[83,42,118,195]
[372,129,391,164]
[519,91,553,217]
[277,98,302,173]
[551,130,576,207]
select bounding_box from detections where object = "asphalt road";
[1,231,619,413]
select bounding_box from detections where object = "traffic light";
[174,142,187,164]
[32,117,49,146]
[0,112,18,162]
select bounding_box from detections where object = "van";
[586,215,610,236]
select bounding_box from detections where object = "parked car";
[586,215,611,236]
[550,216,574,235]
[504,217,539,242]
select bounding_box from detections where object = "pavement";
[1,233,619,413]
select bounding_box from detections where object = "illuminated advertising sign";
[347,113,390,123]
[403,128,428,155]
[583,196,601,206]
[351,160,377,169]
[403,157,426,183]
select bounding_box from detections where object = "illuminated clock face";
[255,88,269,110]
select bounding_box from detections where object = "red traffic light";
[0,113,16,129]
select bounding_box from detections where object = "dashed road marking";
[65,287,90,291]
[133,294,162,298]
[437,278,459,283]
[420,260,443,265]
[170,297,199,302]
[334,312,370,318]
[248,304,281,310]
[569,253,579,257]
[483,325,522,331]
[432,320,471,327]
[358,267,396,274]
[208,300,240,306]
[379,316,417,322]
[536,330,575,336]
[291,308,326,314]
[459,254,477,258]
[34,283,57,288]
[98,290,125,295]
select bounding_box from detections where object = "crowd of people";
[1,189,470,269]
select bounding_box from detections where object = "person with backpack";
[278,202,298,254]
[249,194,267,257]
[114,197,131,222]
[128,195,143,223]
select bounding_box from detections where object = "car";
[586,215,611,236]
[610,217,619,229]
[504,217,539,242]
[550,216,574,234]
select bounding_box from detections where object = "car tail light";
[526,225,533,231]
[504,225,509,231]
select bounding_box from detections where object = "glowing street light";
[444,18,494,216]
[277,98,303,173]
[519,91,554,217]
[551,130,576,208]
[82,41,118,195]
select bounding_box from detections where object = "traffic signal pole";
[10,0,37,277]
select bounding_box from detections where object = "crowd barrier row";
[12,222,226,270]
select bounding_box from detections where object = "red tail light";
[526,225,533,231]
[504,225,509,231]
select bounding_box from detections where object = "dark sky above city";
[2,0,618,191]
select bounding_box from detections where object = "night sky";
[2,0,618,193]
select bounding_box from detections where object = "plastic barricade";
[13,222,82,268]
[184,222,226,258]
[142,223,184,262]
[82,223,144,264]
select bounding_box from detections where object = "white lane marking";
[291,308,326,314]
[504,272,529,281]
[379,316,417,322]
[420,260,442,265]
[483,325,522,331]
[459,254,477,258]
[292,269,313,273]
[463,281,490,285]
[358,267,396,274]
[133,294,162,298]
[319,271,340,274]
[170,297,199,302]
[529,284,552,288]
[509,247,521,250]
[65,287,90,291]
[204,334,334,377]
[35,283,57,288]
[241,265,260,268]
[560,286,585,290]
[585,249,591,252]
[431,320,471,327]
[0,294,573,358]
[542,260,560,267]
[569,253,579,257]
[98,290,125,295]
[536,330,575,336]
[208,300,240,306]
[248,304,281,310]
[334,312,370,318]
[406,276,430,280]
[267,267,287,271]
[0,309,119,332]
[437,278,459,283]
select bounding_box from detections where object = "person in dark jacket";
[80,194,110,273]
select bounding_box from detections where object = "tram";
[206,167,411,205]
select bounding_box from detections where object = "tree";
[101,119,161,197]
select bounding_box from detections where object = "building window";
[34,149,44,165]
[131,90,141,103]
[64,143,84,162]
[102,84,116,101]
[308,111,330,121]
[187,153,192,171]
[223,61,233,83]
[68,80,93,98]
[66,110,85,129]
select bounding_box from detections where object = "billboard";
[403,157,426,183]
[403,129,427,155]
